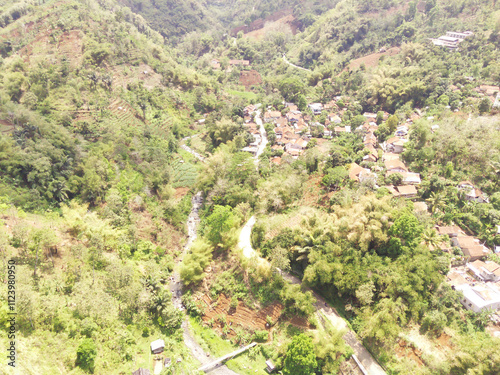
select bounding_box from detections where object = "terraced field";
[171,158,198,188]
[107,98,144,128]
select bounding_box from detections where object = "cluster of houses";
[345,111,424,199]
[437,225,500,314]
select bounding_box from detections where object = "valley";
[0,0,499,374]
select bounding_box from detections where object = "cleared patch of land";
[347,46,401,70]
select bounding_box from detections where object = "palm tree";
[426,192,446,214]
[421,228,443,251]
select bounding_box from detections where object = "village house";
[244,104,255,115]
[328,113,342,124]
[382,152,400,161]
[363,152,378,163]
[457,180,474,190]
[431,31,473,49]
[264,110,281,123]
[210,59,221,69]
[266,359,276,373]
[386,170,421,185]
[385,137,406,153]
[457,181,489,203]
[474,85,499,96]
[308,103,323,115]
[452,236,490,261]
[386,185,418,198]
[286,112,301,124]
[275,117,288,127]
[395,185,418,198]
[270,156,281,165]
[395,125,409,136]
[465,188,489,203]
[228,59,250,66]
[150,339,165,354]
[436,225,464,238]
[456,283,500,313]
[323,100,337,111]
[384,159,408,173]
[467,260,500,283]
[349,163,367,182]
[334,126,351,134]
[295,122,307,134]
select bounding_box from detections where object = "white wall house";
[455,284,500,313]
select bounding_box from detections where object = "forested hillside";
[0,0,500,374]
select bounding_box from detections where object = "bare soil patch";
[57,30,83,67]
[239,70,262,89]
[244,14,300,41]
[347,47,401,71]
[174,187,190,199]
[395,339,424,367]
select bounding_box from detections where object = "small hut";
[265,359,276,373]
[150,339,165,354]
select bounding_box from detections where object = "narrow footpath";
[238,216,387,375]
[282,53,312,72]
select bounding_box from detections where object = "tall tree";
[283,334,317,375]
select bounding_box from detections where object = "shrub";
[253,330,269,342]
[76,338,97,373]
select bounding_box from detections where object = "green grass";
[226,89,259,101]
[188,317,269,375]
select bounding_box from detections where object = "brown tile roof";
[436,226,462,235]
[484,262,500,276]
[384,159,408,171]
[463,245,487,260]
[396,185,417,196]
[275,117,287,126]
[349,163,365,181]
[383,153,400,161]
[265,111,281,118]
[386,136,401,144]
[455,236,478,249]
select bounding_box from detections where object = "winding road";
[175,106,385,374]
[237,216,387,375]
